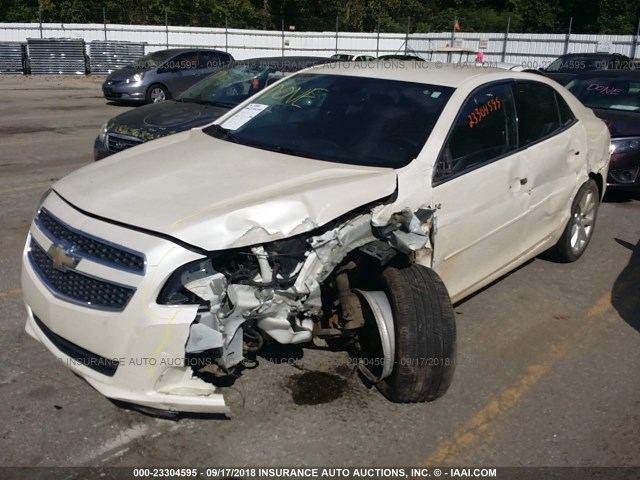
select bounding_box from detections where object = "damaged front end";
[162,203,436,392]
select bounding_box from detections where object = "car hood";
[591,108,640,138]
[106,100,231,142]
[53,130,398,251]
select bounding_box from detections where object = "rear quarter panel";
[557,88,611,194]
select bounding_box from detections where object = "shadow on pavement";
[611,238,640,332]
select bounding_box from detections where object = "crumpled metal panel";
[27,38,86,76]
[0,42,26,74]
[89,41,146,75]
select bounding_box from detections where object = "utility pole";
[564,17,573,54]
[501,16,510,62]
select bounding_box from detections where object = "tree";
[507,0,563,32]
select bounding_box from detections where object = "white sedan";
[22,63,610,415]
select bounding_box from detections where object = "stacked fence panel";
[89,41,146,75]
[27,38,87,75]
[0,42,26,74]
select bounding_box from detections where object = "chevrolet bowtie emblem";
[47,240,80,272]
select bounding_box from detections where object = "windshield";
[178,63,292,107]
[567,77,640,112]
[203,73,454,168]
[129,50,177,69]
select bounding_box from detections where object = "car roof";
[558,52,629,58]
[241,56,332,64]
[378,54,425,61]
[226,56,334,71]
[304,61,547,88]
[153,48,227,55]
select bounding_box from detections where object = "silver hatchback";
[102,48,233,104]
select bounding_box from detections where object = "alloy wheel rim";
[569,189,596,255]
[151,88,165,102]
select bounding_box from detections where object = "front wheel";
[549,179,600,262]
[357,264,456,403]
[146,84,170,104]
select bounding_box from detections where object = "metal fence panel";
[0,42,26,74]
[27,38,86,75]
[88,40,145,74]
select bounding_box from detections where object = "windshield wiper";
[208,124,240,143]
[201,99,235,108]
[245,143,296,155]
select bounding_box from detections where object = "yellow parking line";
[0,288,22,299]
[586,292,611,318]
[423,292,611,466]
[0,181,52,194]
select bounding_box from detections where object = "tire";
[146,84,170,104]
[548,179,600,263]
[368,264,456,403]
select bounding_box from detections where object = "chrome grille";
[29,239,135,311]
[36,208,144,273]
[107,133,143,153]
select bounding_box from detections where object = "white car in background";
[330,52,376,61]
[22,63,610,415]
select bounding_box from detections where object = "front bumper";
[607,151,640,191]
[93,136,112,161]
[21,192,229,414]
[103,81,146,103]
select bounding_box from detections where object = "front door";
[431,82,531,302]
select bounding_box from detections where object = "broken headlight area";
[157,236,314,374]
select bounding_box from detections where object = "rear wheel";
[357,264,456,403]
[548,179,599,262]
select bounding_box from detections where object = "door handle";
[520,178,528,185]
[574,151,580,156]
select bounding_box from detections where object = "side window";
[159,52,198,73]
[556,92,576,126]
[199,52,222,69]
[514,82,564,145]
[434,82,517,183]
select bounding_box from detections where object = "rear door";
[513,81,584,251]
[160,51,202,95]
